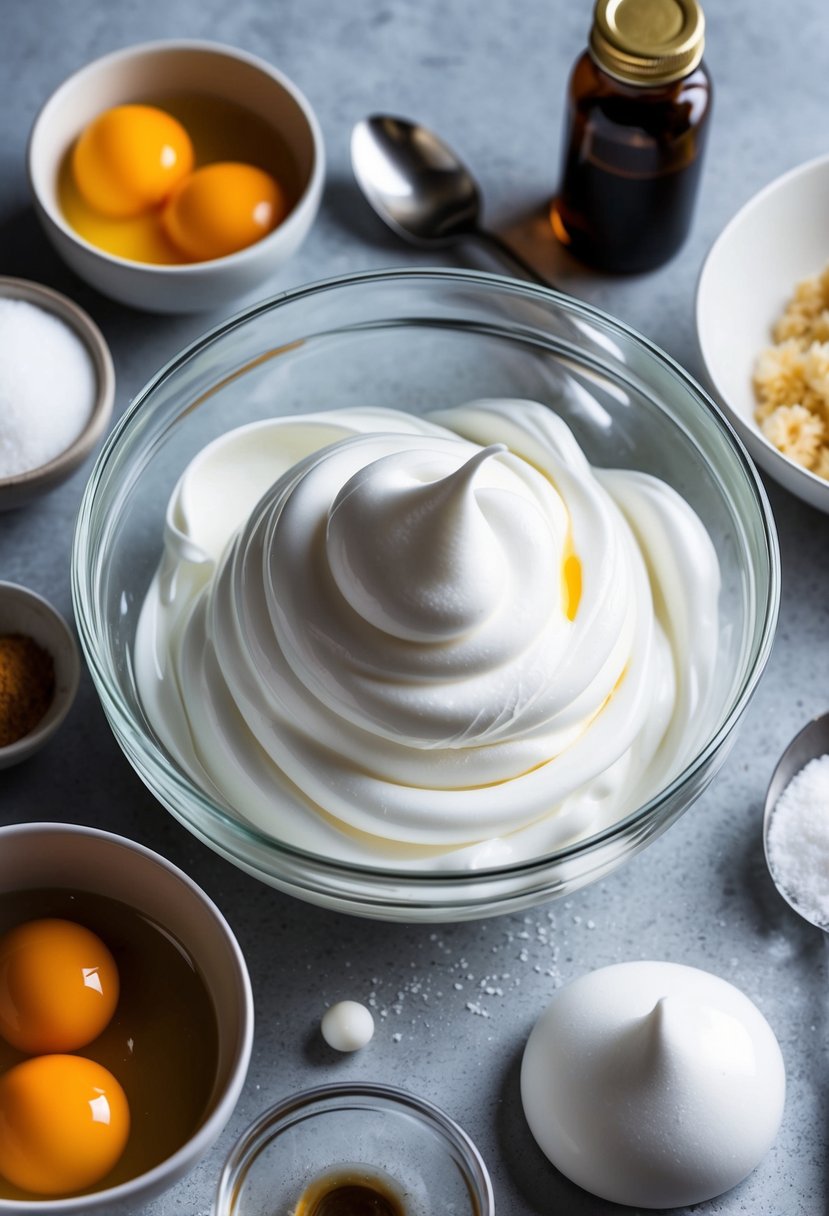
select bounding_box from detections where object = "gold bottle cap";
[590,0,705,86]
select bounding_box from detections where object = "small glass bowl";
[212,1082,494,1216]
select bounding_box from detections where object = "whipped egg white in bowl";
[72,269,779,921]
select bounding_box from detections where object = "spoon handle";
[472,228,555,290]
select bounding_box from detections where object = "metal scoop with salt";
[763,712,829,931]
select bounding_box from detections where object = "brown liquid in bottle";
[552,0,712,273]
[293,1168,406,1216]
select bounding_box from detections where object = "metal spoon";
[351,115,552,288]
[763,711,829,930]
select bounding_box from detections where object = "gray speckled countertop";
[1,2,827,1213]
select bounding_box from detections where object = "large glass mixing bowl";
[72,270,779,921]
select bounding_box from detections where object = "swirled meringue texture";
[135,400,720,871]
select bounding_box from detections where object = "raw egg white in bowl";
[73,269,779,921]
[696,152,829,514]
[27,40,324,313]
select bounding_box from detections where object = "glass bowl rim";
[213,1078,495,1216]
[72,266,781,888]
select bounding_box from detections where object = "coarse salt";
[766,753,829,926]
[0,298,96,479]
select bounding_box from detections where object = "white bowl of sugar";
[0,276,114,510]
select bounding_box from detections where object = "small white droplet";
[320,1000,375,1052]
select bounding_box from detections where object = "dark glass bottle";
[551,0,712,274]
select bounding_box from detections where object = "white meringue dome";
[520,961,785,1209]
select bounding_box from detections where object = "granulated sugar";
[365,910,566,1037]
[766,753,829,926]
[0,298,96,478]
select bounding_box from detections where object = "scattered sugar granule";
[766,753,829,926]
[0,298,97,478]
[465,1001,490,1018]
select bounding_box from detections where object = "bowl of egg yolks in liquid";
[0,821,253,1214]
[28,40,324,312]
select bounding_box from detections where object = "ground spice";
[0,634,55,747]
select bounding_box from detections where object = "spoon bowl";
[763,711,829,929]
[351,114,549,285]
[351,115,480,245]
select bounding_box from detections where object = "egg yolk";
[0,918,119,1054]
[162,161,288,261]
[0,1054,129,1196]
[72,104,194,218]
[562,550,582,621]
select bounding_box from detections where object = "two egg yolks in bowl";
[58,95,299,264]
[0,893,217,1200]
[0,917,127,1196]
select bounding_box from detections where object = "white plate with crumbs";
[696,152,829,514]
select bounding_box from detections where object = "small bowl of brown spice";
[0,581,80,768]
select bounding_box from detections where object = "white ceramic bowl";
[0,582,81,769]
[0,277,114,510]
[27,40,325,313]
[0,821,253,1215]
[696,153,829,514]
